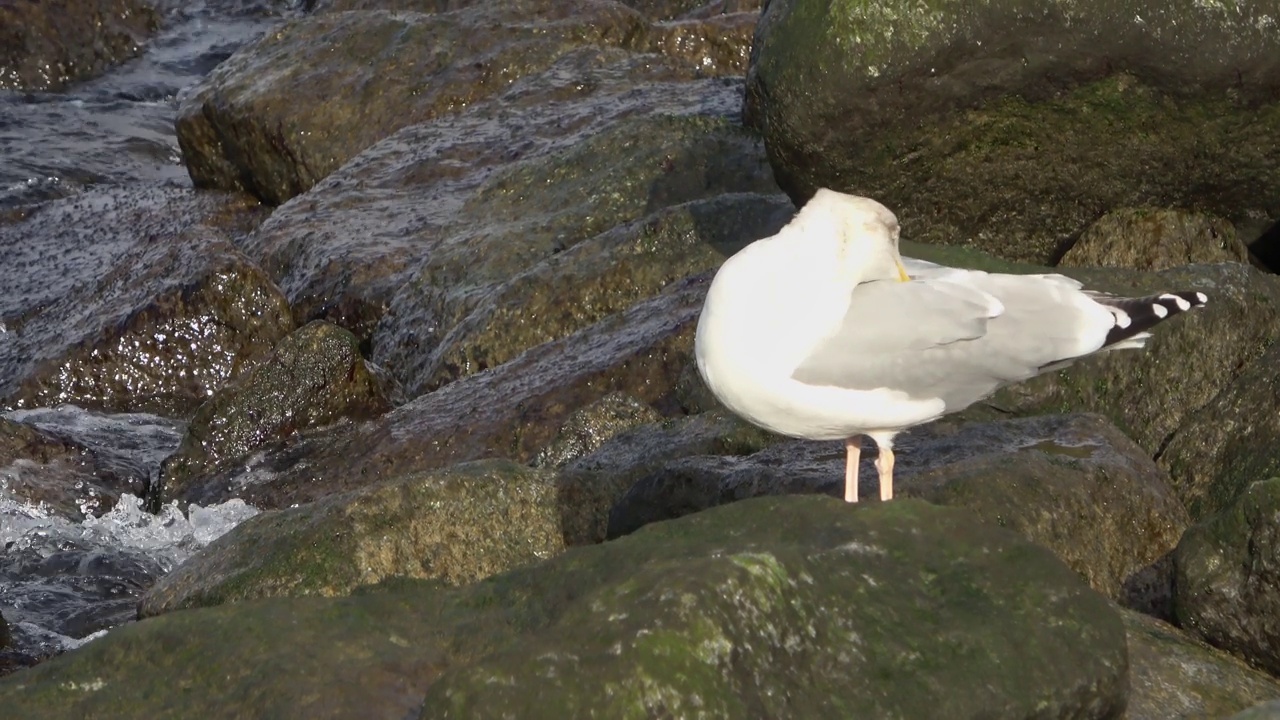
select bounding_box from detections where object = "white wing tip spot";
[1195,292,1208,304]
[1152,303,1169,318]
[1160,293,1191,311]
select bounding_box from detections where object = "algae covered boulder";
[160,320,394,503]
[139,459,564,617]
[745,0,1280,263]
[420,497,1128,718]
[1123,610,1280,720]
[1157,340,1280,520]
[0,187,291,416]
[1059,208,1250,270]
[2,496,1128,718]
[609,413,1186,606]
[177,275,709,512]
[1174,478,1280,675]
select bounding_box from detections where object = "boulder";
[0,187,292,416]
[555,408,778,544]
[139,460,564,617]
[1157,341,1280,520]
[1174,478,1280,676]
[241,50,756,345]
[1231,702,1280,720]
[745,0,1280,263]
[531,392,662,469]
[0,497,1128,719]
[1123,609,1280,720]
[609,413,1188,606]
[1059,207,1250,270]
[159,321,394,502]
[172,275,707,510]
[176,0,652,204]
[386,186,791,397]
[0,0,157,91]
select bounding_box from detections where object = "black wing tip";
[1100,289,1207,347]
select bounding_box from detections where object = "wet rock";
[609,413,1188,606]
[1123,609,1280,720]
[0,187,292,416]
[242,50,749,343]
[0,417,146,520]
[0,497,1128,719]
[177,0,653,205]
[1231,701,1280,720]
[645,11,758,75]
[139,459,563,617]
[531,392,662,469]
[0,609,7,650]
[159,321,393,503]
[1157,341,1280,520]
[556,409,777,544]
[1059,208,1250,270]
[422,497,1127,718]
[177,274,707,510]
[391,186,790,397]
[1174,478,1280,676]
[0,0,158,91]
[746,0,1280,264]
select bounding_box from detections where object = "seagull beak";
[897,261,911,282]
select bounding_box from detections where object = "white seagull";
[694,189,1207,503]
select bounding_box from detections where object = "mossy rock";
[746,0,1280,263]
[139,459,564,617]
[0,496,1127,718]
[161,320,394,504]
[1122,609,1280,720]
[1174,477,1280,676]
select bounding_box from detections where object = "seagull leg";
[875,446,895,501]
[844,436,860,503]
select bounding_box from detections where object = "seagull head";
[793,189,910,284]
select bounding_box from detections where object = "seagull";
[694,189,1207,503]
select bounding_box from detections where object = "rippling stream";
[1,0,299,672]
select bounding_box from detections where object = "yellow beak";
[897,260,911,282]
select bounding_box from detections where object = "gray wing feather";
[792,272,1106,411]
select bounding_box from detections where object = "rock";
[531,392,662,469]
[0,417,148,520]
[0,609,8,651]
[139,459,564,617]
[422,497,1127,718]
[0,497,1129,719]
[1174,478,1280,676]
[242,49,751,344]
[556,409,778,544]
[745,0,1280,264]
[1231,701,1280,720]
[388,187,791,397]
[1157,341,1280,520]
[0,188,292,416]
[175,275,707,510]
[177,0,652,205]
[0,0,157,91]
[609,413,1189,607]
[1059,207,1250,269]
[645,11,758,74]
[159,321,394,503]
[1123,609,1280,720]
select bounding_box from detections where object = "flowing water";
[1,0,299,671]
